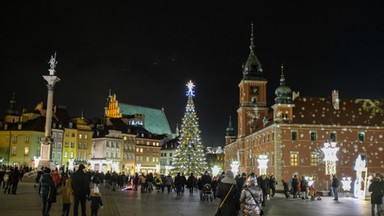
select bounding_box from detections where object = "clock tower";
[237,23,269,137]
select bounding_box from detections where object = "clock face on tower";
[250,86,259,95]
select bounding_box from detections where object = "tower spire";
[250,22,255,53]
[242,22,263,80]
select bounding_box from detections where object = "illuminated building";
[224,24,384,191]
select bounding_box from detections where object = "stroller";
[202,183,213,201]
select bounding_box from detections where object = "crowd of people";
[1,164,383,216]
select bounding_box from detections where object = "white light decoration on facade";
[136,163,141,173]
[212,165,221,177]
[354,155,368,199]
[307,176,314,187]
[231,161,239,175]
[321,141,339,176]
[112,162,119,172]
[68,159,74,171]
[341,177,352,191]
[155,164,160,173]
[34,156,41,168]
[257,155,269,175]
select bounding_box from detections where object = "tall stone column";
[38,52,60,169]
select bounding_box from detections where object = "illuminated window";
[84,134,88,140]
[146,156,149,162]
[358,132,365,142]
[140,148,143,153]
[65,141,69,148]
[136,148,139,152]
[310,152,318,166]
[24,147,29,155]
[291,131,297,140]
[310,131,317,141]
[79,134,82,139]
[290,151,299,166]
[64,152,68,158]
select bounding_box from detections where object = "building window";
[52,152,55,159]
[85,134,88,140]
[116,143,120,148]
[70,152,74,158]
[83,143,87,149]
[140,148,143,153]
[290,151,298,166]
[84,153,87,160]
[310,152,318,166]
[71,133,75,137]
[57,152,61,160]
[24,136,30,143]
[79,134,82,139]
[65,141,69,148]
[71,142,75,148]
[65,132,69,137]
[78,143,82,149]
[310,131,317,141]
[146,156,149,162]
[78,152,81,159]
[24,147,29,155]
[64,152,68,158]
[358,132,365,142]
[170,153,173,157]
[330,131,337,142]
[291,131,297,140]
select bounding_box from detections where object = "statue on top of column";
[48,52,58,71]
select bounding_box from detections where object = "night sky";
[1,2,384,147]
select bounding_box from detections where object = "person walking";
[216,170,240,216]
[58,177,73,216]
[300,176,309,199]
[187,173,196,194]
[89,185,103,216]
[39,167,56,216]
[165,174,173,194]
[282,180,290,199]
[369,174,384,216]
[10,166,21,194]
[240,173,263,216]
[291,175,298,198]
[331,175,340,201]
[71,164,90,216]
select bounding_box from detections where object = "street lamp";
[257,155,269,175]
[321,140,339,176]
[230,161,239,175]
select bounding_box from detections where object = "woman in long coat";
[240,173,263,216]
[216,170,240,216]
[368,175,384,216]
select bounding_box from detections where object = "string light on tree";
[172,80,207,175]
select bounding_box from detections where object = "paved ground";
[0,179,373,216]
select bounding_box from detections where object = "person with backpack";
[154,174,163,193]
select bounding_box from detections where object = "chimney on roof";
[332,90,340,110]
[292,91,300,101]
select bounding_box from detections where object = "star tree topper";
[186,80,195,97]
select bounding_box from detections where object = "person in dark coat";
[187,173,196,194]
[216,170,240,216]
[300,176,309,199]
[368,174,384,216]
[71,164,90,216]
[331,175,340,201]
[174,172,183,196]
[89,185,103,216]
[39,167,56,216]
[291,175,298,198]
[11,166,21,194]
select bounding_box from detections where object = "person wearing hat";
[216,170,240,216]
[71,164,90,216]
[240,173,263,216]
[89,185,103,216]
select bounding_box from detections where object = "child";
[89,185,103,216]
[58,178,73,216]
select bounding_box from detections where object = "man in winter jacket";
[71,164,90,216]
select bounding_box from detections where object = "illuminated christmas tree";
[172,80,207,176]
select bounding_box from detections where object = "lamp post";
[321,140,339,177]
[257,155,269,176]
[230,161,239,176]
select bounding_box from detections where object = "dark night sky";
[1,2,384,147]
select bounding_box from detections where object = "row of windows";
[291,131,366,142]
[105,152,120,158]
[136,140,160,146]
[64,132,89,140]
[64,142,88,149]
[135,156,159,162]
[123,153,135,159]
[160,152,173,157]
[106,141,120,148]
[289,151,320,166]
[136,148,160,153]
[63,151,87,160]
